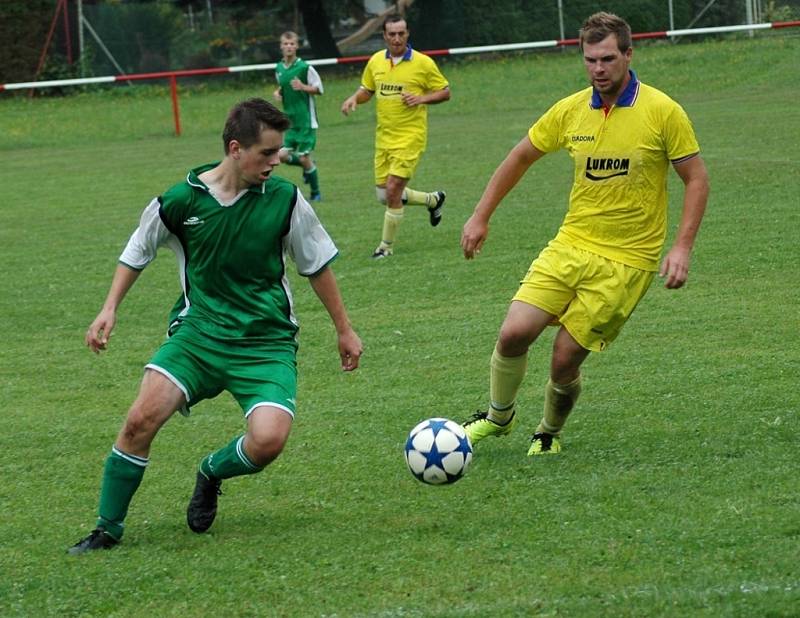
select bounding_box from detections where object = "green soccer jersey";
[275,58,323,129]
[119,164,337,344]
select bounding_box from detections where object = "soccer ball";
[404,417,473,485]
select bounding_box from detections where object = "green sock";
[304,166,320,193]
[96,447,148,540]
[200,435,263,480]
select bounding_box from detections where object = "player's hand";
[338,329,363,371]
[272,89,282,102]
[461,214,489,259]
[290,78,304,91]
[85,309,116,354]
[341,97,357,116]
[659,246,691,289]
[400,92,422,107]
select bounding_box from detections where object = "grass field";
[1,34,799,616]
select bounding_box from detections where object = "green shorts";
[146,321,298,418]
[283,126,317,156]
[512,239,654,352]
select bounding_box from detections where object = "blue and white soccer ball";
[404,417,473,485]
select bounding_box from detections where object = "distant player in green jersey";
[69,98,362,554]
[274,31,323,201]
[460,12,709,456]
[341,14,450,259]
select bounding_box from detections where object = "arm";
[273,87,282,102]
[660,155,710,289]
[308,266,363,371]
[85,264,142,353]
[290,79,321,95]
[292,66,323,96]
[341,86,373,115]
[461,136,546,259]
[401,87,450,107]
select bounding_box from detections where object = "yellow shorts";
[374,147,422,184]
[512,240,654,352]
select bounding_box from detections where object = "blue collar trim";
[590,70,640,109]
[384,45,413,61]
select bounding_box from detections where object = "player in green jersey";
[69,98,362,554]
[341,14,450,259]
[460,12,710,456]
[274,31,323,201]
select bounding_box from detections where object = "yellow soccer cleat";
[461,410,517,445]
[527,432,562,456]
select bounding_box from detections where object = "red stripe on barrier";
[335,55,372,64]
[424,49,451,57]
[633,31,668,40]
[772,20,800,29]
[115,67,230,81]
[557,38,580,46]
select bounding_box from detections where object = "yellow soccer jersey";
[361,47,449,151]
[529,71,700,271]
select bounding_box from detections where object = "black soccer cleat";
[67,528,119,555]
[187,470,222,533]
[428,191,446,227]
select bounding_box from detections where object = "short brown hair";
[579,12,632,52]
[383,13,407,32]
[280,31,299,42]
[222,98,290,154]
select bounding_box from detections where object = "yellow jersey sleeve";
[663,103,700,162]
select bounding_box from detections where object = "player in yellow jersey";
[461,12,709,456]
[341,14,450,259]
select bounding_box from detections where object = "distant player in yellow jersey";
[341,14,450,259]
[461,12,709,456]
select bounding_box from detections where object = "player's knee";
[119,408,158,446]
[497,325,533,357]
[550,349,582,383]
[245,431,287,467]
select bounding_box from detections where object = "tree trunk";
[298,0,340,58]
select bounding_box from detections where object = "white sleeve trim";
[307,66,323,94]
[118,198,175,269]
[285,191,337,276]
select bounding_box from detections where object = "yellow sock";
[402,188,434,207]
[378,208,404,252]
[536,375,582,435]
[488,345,527,424]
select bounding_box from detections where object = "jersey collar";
[590,70,640,109]
[187,163,266,195]
[384,45,413,61]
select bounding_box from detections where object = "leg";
[528,327,589,456]
[491,300,554,413]
[187,406,293,534]
[116,369,185,457]
[279,147,302,166]
[69,370,184,553]
[463,301,555,444]
[373,175,408,257]
[384,174,407,210]
[242,405,294,467]
[299,153,321,200]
